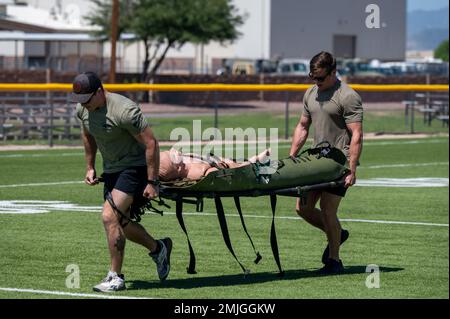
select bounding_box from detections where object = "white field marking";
[0,287,154,299]
[0,200,447,227]
[0,138,447,158]
[174,212,449,227]
[0,200,100,214]
[355,178,449,187]
[0,181,84,188]
[1,176,448,190]
[0,152,83,159]
[275,139,448,149]
[361,162,448,169]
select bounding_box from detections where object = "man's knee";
[102,204,119,226]
[319,193,342,216]
[296,205,315,217]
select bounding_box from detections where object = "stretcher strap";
[175,199,197,274]
[105,192,130,228]
[214,196,249,275]
[270,194,284,277]
[233,197,262,264]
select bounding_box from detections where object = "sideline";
[0,133,448,151]
[0,200,447,227]
[0,176,447,188]
[0,287,154,299]
[0,137,448,156]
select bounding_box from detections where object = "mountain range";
[407,7,449,51]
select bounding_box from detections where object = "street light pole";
[109,0,119,83]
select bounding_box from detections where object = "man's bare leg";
[296,191,324,231]
[319,192,343,261]
[102,189,159,274]
[123,221,158,253]
[102,189,133,274]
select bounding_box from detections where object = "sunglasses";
[309,71,331,82]
[82,88,99,105]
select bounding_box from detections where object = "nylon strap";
[214,196,248,274]
[175,199,197,274]
[233,196,262,264]
[270,194,284,277]
[105,192,130,228]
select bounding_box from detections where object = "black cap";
[69,72,102,103]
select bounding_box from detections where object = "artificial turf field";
[0,136,448,299]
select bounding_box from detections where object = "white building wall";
[0,40,24,56]
[270,0,406,61]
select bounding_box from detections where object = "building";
[1,0,407,74]
[269,0,406,61]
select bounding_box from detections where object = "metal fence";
[0,92,79,145]
[0,83,448,146]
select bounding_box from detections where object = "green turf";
[149,111,449,141]
[1,110,448,146]
[0,137,448,299]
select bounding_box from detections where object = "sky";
[407,0,449,12]
[24,0,450,17]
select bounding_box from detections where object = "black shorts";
[102,166,148,201]
[323,185,348,197]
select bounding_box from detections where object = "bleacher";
[0,93,80,142]
[415,92,449,127]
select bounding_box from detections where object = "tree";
[86,0,244,82]
[434,39,449,62]
[85,0,134,40]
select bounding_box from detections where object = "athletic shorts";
[102,166,148,201]
[323,185,348,197]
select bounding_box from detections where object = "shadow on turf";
[127,266,403,290]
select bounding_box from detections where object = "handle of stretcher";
[273,179,346,197]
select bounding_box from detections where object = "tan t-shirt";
[77,92,149,173]
[303,80,363,158]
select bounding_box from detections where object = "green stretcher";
[147,142,350,277]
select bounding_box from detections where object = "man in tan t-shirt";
[289,52,363,274]
[70,72,172,292]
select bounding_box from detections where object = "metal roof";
[0,31,136,41]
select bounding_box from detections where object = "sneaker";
[321,229,349,264]
[317,258,344,275]
[149,237,172,281]
[93,271,126,292]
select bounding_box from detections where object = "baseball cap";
[69,72,102,103]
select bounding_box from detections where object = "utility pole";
[109,0,119,83]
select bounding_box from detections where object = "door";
[333,35,356,59]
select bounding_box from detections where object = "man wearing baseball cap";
[70,71,172,292]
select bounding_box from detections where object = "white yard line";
[0,152,84,158]
[361,162,448,169]
[355,178,448,187]
[0,287,154,299]
[0,181,83,188]
[2,175,449,189]
[0,137,447,156]
[0,200,447,227]
[171,212,449,227]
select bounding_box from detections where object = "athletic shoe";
[149,237,172,281]
[317,258,344,274]
[93,271,125,292]
[321,229,349,264]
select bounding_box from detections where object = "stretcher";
[148,142,350,276]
